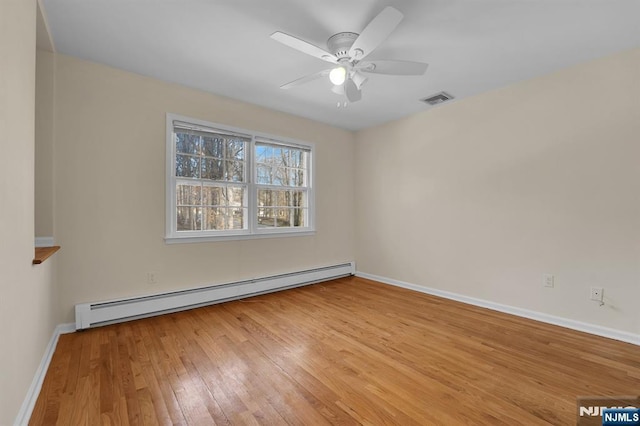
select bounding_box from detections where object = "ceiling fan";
[271,6,428,105]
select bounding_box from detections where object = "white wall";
[0,0,59,423]
[52,54,356,323]
[355,48,640,335]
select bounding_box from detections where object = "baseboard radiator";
[75,262,355,330]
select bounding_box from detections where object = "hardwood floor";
[30,276,640,425]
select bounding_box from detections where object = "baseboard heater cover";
[75,262,355,330]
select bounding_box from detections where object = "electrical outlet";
[543,274,554,288]
[590,287,603,302]
[147,272,158,285]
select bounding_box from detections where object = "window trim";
[165,113,315,243]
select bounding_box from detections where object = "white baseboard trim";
[356,271,640,347]
[34,237,54,247]
[14,323,75,426]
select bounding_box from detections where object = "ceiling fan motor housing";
[327,32,359,59]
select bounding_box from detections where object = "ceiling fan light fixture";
[351,71,368,89]
[329,66,347,85]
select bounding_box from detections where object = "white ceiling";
[41,0,640,131]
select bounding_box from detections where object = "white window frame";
[165,113,315,243]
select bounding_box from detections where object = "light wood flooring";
[30,276,640,425]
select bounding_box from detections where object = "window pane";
[292,209,305,227]
[202,136,224,158]
[203,208,225,230]
[256,165,271,184]
[177,184,201,206]
[291,190,306,208]
[271,147,284,168]
[289,168,306,187]
[226,161,244,182]
[258,189,274,207]
[202,158,224,180]
[226,186,244,207]
[227,140,245,160]
[176,155,200,178]
[272,167,286,186]
[255,145,271,164]
[204,207,246,230]
[176,133,200,155]
[289,150,302,167]
[177,206,201,231]
[273,208,304,227]
[276,208,291,227]
[258,189,307,208]
[276,190,290,207]
[202,186,223,206]
[281,148,290,165]
[228,208,245,230]
[257,208,276,227]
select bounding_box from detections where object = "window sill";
[33,246,60,264]
[165,230,316,244]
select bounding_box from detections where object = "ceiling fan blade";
[344,78,362,103]
[280,69,331,90]
[358,60,428,76]
[348,7,403,61]
[271,31,337,64]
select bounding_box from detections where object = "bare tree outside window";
[168,115,313,241]
[175,130,248,231]
[256,142,309,228]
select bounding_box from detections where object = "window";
[166,114,314,242]
[255,141,309,229]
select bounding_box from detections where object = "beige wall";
[355,48,640,335]
[52,54,356,323]
[35,49,55,237]
[0,0,59,423]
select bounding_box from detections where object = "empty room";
[2,0,639,425]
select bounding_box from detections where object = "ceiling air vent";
[421,91,454,106]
